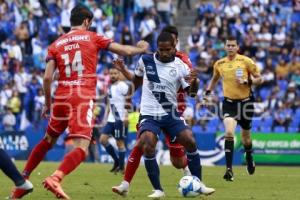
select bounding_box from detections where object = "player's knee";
[99,135,108,145]
[142,140,156,156]
[116,139,125,149]
[225,131,234,138]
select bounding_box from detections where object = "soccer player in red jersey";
[11,5,149,199]
[112,26,198,197]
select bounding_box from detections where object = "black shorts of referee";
[221,95,255,130]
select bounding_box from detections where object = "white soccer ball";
[178,175,203,197]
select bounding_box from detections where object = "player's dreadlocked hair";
[70,4,94,26]
[157,32,175,46]
[161,25,179,38]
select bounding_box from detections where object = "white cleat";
[112,181,129,197]
[182,166,191,176]
[147,190,165,199]
[200,184,215,196]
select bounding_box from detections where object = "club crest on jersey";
[169,69,177,77]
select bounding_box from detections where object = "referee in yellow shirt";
[205,36,263,181]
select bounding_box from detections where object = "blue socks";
[186,150,202,180]
[104,143,119,164]
[144,155,163,191]
[118,148,126,169]
[0,149,25,186]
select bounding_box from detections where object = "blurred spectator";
[275,59,290,79]
[156,0,172,25]
[26,76,41,122]
[187,27,204,52]
[253,97,267,117]
[9,39,23,63]
[2,106,16,131]
[272,104,292,131]
[33,88,44,127]
[7,91,21,117]
[0,83,13,110]
[14,66,29,109]
[120,25,134,66]
[139,13,156,51]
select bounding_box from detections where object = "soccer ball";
[178,175,203,197]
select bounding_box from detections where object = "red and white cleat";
[43,176,70,200]
[10,180,33,199]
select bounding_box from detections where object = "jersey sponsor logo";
[56,35,91,47]
[148,82,166,91]
[60,80,84,86]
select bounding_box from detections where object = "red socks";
[58,148,86,176]
[23,139,52,178]
[124,145,143,183]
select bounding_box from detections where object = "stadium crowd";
[0,0,299,133]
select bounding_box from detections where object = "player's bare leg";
[223,117,237,181]
[43,138,89,199]
[241,129,255,175]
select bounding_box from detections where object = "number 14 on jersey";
[61,50,85,77]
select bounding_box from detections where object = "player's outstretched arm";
[113,59,134,81]
[108,40,149,56]
[42,60,56,118]
[112,58,142,92]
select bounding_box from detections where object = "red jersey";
[46,29,113,98]
[176,51,193,115]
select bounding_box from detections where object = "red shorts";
[47,93,95,141]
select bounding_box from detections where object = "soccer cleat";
[110,162,119,173]
[147,190,165,199]
[10,180,34,199]
[245,153,255,175]
[43,176,70,200]
[223,168,234,181]
[112,181,129,197]
[200,184,215,195]
[118,168,125,175]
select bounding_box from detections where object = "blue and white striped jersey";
[135,53,190,116]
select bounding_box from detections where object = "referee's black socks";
[244,143,253,159]
[224,137,234,170]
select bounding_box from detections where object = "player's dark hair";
[226,36,238,44]
[70,4,93,26]
[157,32,175,45]
[161,25,178,38]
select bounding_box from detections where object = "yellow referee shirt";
[213,54,259,99]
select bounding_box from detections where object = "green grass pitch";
[1,161,299,200]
